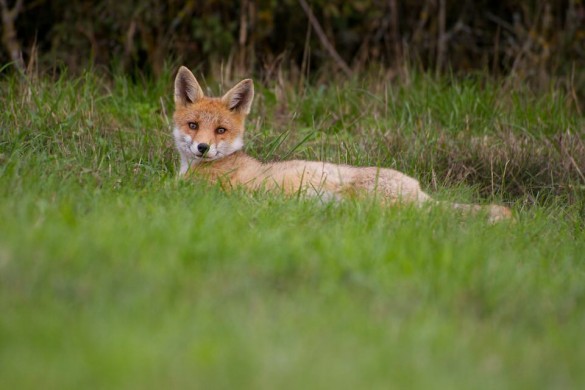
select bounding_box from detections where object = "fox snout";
[197,143,210,154]
[177,131,218,159]
[193,141,213,158]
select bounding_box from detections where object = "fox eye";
[216,127,227,134]
[188,122,198,130]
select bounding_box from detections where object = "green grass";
[1,68,585,389]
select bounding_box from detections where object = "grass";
[1,67,585,389]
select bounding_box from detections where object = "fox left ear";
[174,66,204,106]
[221,79,254,115]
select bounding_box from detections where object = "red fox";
[173,66,512,222]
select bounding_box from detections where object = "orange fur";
[172,66,512,222]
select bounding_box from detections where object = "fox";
[173,66,512,222]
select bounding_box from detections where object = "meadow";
[1,67,585,389]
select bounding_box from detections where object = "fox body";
[173,66,511,221]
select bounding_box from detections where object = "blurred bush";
[2,0,585,88]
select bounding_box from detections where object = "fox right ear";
[174,66,204,105]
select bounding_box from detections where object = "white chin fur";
[217,135,244,157]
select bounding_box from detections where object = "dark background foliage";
[2,0,585,87]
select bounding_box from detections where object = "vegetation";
[3,1,585,95]
[1,66,584,388]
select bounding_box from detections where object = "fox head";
[173,66,254,173]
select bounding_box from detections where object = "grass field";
[1,67,585,389]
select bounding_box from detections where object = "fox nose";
[197,143,210,154]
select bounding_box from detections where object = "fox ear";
[174,66,204,105]
[221,79,254,114]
